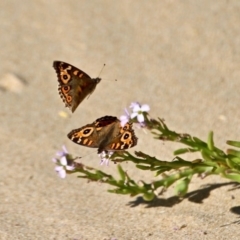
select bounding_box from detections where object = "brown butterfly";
[67,116,138,154]
[53,61,101,113]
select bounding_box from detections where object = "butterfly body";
[53,61,101,112]
[67,116,138,153]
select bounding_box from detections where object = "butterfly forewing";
[94,116,118,130]
[53,61,91,79]
[67,123,100,148]
[53,61,101,112]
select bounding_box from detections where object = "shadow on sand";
[127,181,240,208]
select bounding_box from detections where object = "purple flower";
[52,145,75,178]
[120,108,130,127]
[129,102,140,109]
[130,103,150,123]
[120,102,150,126]
[98,151,114,166]
[55,145,68,157]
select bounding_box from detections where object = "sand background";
[1,0,240,239]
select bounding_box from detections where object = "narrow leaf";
[227,149,240,158]
[136,165,152,170]
[117,164,126,181]
[207,131,214,151]
[227,140,240,148]
[174,148,197,155]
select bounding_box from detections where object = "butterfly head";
[94,77,101,84]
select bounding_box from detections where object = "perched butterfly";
[53,61,101,113]
[67,116,138,154]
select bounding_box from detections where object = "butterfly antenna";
[98,64,117,82]
[98,64,106,78]
[76,151,98,160]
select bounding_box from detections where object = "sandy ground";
[1,0,240,239]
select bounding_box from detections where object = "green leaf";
[230,157,240,164]
[174,177,191,196]
[193,137,206,145]
[227,140,240,148]
[201,150,217,166]
[155,167,171,176]
[227,149,240,158]
[174,148,198,155]
[108,188,131,195]
[117,164,126,181]
[224,173,240,182]
[226,158,240,171]
[207,131,214,151]
[172,157,192,165]
[226,158,236,169]
[163,175,180,187]
[136,165,151,170]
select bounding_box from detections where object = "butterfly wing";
[67,123,101,148]
[53,61,101,112]
[100,122,138,153]
[67,116,118,149]
[67,116,138,153]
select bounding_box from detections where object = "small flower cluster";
[99,151,114,166]
[52,145,76,178]
[120,102,150,127]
